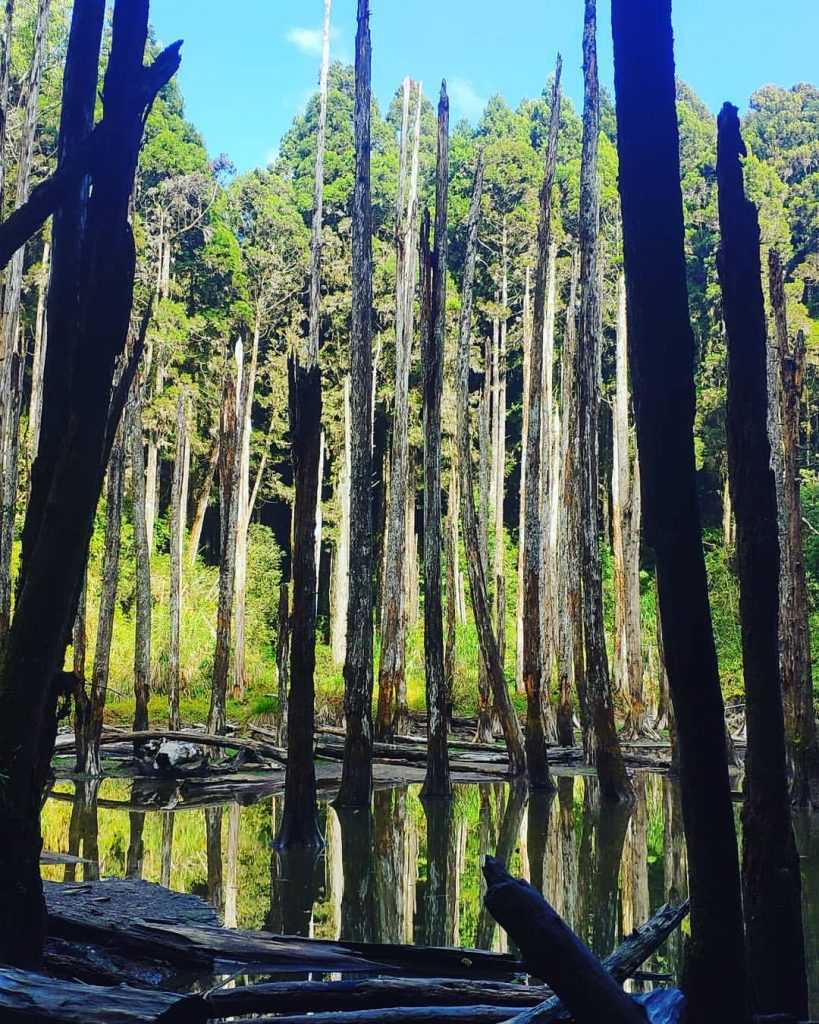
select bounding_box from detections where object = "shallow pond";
[41,772,819,1011]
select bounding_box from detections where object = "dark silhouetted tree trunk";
[377,79,421,741]
[275,0,331,849]
[578,0,631,803]
[769,249,819,808]
[455,155,526,778]
[168,391,190,730]
[522,56,561,790]
[611,0,748,1016]
[420,83,450,800]
[338,0,374,807]
[131,381,151,741]
[718,104,807,1019]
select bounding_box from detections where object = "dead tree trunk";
[82,428,126,776]
[556,254,582,748]
[516,268,531,695]
[331,378,351,666]
[275,0,331,849]
[209,347,241,736]
[168,391,190,731]
[717,101,807,1020]
[577,0,632,803]
[540,243,559,742]
[131,380,151,740]
[522,57,562,790]
[0,0,14,215]
[337,0,375,808]
[612,275,645,738]
[611,0,749,1015]
[27,240,50,466]
[456,154,526,778]
[377,79,421,741]
[445,451,458,706]
[476,329,494,742]
[187,439,218,567]
[769,248,819,807]
[493,228,508,673]
[419,83,451,800]
[276,582,291,744]
[233,321,261,697]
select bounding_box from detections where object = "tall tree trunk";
[337,0,374,807]
[769,249,819,807]
[331,378,351,666]
[717,102,807,1020]
[456,154,526,777]
[612,275,645,738]
[0,0,14,215]
[476,330,494,742]
[233,321,261,697]
[577,0,632,802]
[144,352,162,557]
[556,256,581,749]
[540,241,559,741]
[0,0,51,643]
[27,240,50,466]
[516,268,531,695]
[522,58,561,790]
[611,0,748,1015]
[82,428,126,776]
[168,391,190,730]
[377,80,421,739]
[71,569,88,772]
[187,439,218,566]
[276,0,330,849]
[209,347,241,735]
[722,473,734,548]
[131,380,151,741]
[276,582,290,743]
[494,234,508,671]
[445,452,458,707]
[419,83,450,800]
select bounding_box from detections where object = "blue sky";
[150,0,819,173]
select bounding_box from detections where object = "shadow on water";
[40,770,819,1010]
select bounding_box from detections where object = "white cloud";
[448,77,488,122]
[286,25,347,61]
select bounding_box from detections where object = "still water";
[40,773,819,1009]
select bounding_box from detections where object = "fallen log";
[54,729,288,766]
[483,857,678,1024]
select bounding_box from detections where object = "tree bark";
[276,582,291,744]
[337,0,375,807]
[27,240,50,467]
[82,427,126,776]
[522,58,562,790]
[131,380,151,742]
[208,347,241,736]
[419,84,451,800]
[476,329,494,742]
[276,0,331,849]
[168,391,190,731]
[493,230,508,674]
[516,268,531,696]
[577,0,632,803]
[717,102,807,1020]
[445,454,458,710]
[769,248,819,807]
[377,80,421,741]
[540,243,559,742]
[0,0,14,216]
[611,0,749,1015]
[332,379,351,666]
[455,154,526,778]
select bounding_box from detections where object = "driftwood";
[54,728,288,765]
[483,857,683,1024]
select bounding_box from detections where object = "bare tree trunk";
[516,268,531,695]
[144,355,162,557]
[419,84,450,799]
[233,322,261,697]
[315,428,325,613]
[187,439,218,567]
[769,249,819,807]
[276,582,290,743]
[722,473,734,549]
[332,378,351,666]
[394,468,416,733]
[539,241,559,741]
[577,0,632,803]
[83,427,126,776]
[718,105,807,1019]
[208,348,241,735]
[476,331,494,742]
[494,232,508,672]
[275,0,330,849]
[456,154,526,778]
[376,82,420,741]
[557,254,583,748]
[27,240,50,466]
[522,58,562,790]
[0,0,51,643]
[168,391,190,731]
[131,378,151,741]
[612,0,748,1014]
[337,0,375,807]
[0,0,14,215]
[445,453,458,706]
[613,275,645,738]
